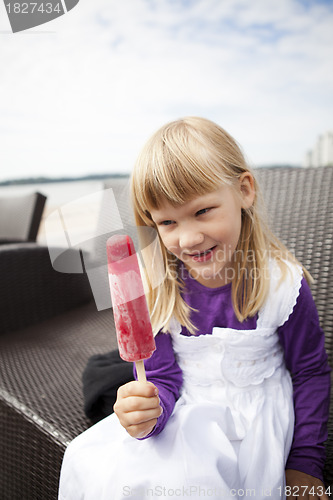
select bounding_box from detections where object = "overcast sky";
[0,0,332,181]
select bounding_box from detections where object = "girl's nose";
[179,227,204,250]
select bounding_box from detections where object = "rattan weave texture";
[0,301,118,499]
[255,167,333,365]
[0,399,65,500]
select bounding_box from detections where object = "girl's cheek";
[159,231,167,246]
[161,232,174,249]
[166,244,178,256]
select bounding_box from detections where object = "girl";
[59,117,330,499]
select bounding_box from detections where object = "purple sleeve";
[134,331,183,438]
[278,278,331,481]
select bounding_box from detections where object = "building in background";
[304,131,333,167]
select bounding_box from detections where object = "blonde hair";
[131,116,310,334]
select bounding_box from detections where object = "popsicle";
[106,234,156,382]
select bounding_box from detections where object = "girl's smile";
[150,174,255,288]
[186,245,217,262]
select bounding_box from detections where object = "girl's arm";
[278,278,331,482]
[135,331,183,437]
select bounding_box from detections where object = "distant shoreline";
[0,173,130,187]
[0,165,304,187]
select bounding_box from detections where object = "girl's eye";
[196,208,210,216]
[160,220,174,226]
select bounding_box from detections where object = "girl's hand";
[113,381,163,439]
[285,469,329,500]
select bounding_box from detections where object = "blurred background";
[0,0,332,243]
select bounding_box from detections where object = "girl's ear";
[239,172,255,209]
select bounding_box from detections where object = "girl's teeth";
[194,246,215,257]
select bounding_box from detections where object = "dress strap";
[257,259,303,330]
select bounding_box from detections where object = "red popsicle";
[106,234,156,381]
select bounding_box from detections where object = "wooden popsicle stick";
[135,359,147,382]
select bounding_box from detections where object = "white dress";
[58,260,301,500]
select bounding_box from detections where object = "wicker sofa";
[0,191,46,245]
[0,166,332,499]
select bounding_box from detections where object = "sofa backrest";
[0,191,47,243]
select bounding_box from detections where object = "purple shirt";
[138,269,331,482]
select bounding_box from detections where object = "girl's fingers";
[117,381,158,399]
[117,405,163,438]
[114,381,162,437]
[126,406,163,427]
[122,395,161,413]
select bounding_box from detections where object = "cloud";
[0,0,332,180]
